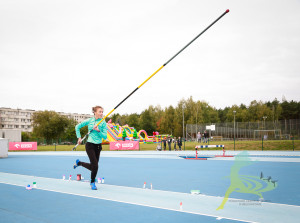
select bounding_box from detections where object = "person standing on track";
[173,137,177,151]
[197,132,202,143]
[162,137,167,151]
[204,130,209,144]
[177,137,182,151]
[167,135,172,151]
[73,106,107,190]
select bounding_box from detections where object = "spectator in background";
[197,132,201,143]
[162,137,167,151]
[177,137,182,150]
[167,135,172,151]
[173,137,177,151]
[204,131,209,143]
[156,143,162,151]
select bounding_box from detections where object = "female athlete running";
[73,106,107,190]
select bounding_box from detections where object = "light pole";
[196,105,199,141]
[182,103,185,150]
[233,110,236,151]
[263,116,267,130]
[182,103,185,138]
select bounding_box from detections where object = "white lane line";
[1,172,299,209]
[7,151,300,162]
[0,180,254,223]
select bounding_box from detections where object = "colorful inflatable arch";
[104,119,159,144]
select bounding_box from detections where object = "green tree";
[62,119,88,143]
[62,119,77,141]
[122,128,127,141]
[127,113,140,130]
[152,105,164,131]
[32,111,69,144]
[280,100,300,120]
[110,113,121,124]
[133,129,138,139]
[226,105,248,122]
[21,132,31,142]
[246,100,272,122]
[266,98,282,121]
[218,107,230,122]
[160,105,177,135]
[139,108,156,133]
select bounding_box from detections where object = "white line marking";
[1,172,299,209]
[0,180,255,223]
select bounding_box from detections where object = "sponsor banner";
[110,141,139,151]
[9,142,37,151]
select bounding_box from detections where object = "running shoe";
[73,159,80,169]
[90,182,97,190]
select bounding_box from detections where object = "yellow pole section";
[138,65,164,89]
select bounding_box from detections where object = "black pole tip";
[225,9,230,13]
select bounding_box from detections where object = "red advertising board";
[110,141,139,151]
[9,142,37,151]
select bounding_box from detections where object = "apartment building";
[58,112,93,124]
[0,107,92,132]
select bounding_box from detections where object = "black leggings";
[78,142,102,183]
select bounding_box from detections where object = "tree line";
[108,97,300,136]
[22,111,88,144]
[24,97,299,142]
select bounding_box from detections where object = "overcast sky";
[1,0,299,116]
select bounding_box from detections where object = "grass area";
[10,140,300,152]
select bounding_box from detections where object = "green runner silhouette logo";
[217,151,278,210]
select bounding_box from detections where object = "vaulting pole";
[72,9,230,151]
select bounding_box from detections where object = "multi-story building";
[57,112,93,124]
[0,107,92,132]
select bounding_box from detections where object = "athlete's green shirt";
[75,117,107,144]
